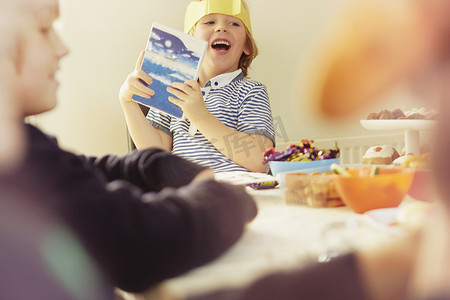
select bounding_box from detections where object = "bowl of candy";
[332,165,414,214]
[264,140,340,177]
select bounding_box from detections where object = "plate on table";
[214,171,278,189]
[360,120,436,131]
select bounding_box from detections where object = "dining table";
[118,186,413,300]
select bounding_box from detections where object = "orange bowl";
[332,168,414,214]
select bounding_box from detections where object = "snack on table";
[366,108,437,120]
[405,108,437,120]
[394,153,431,169]
[263,139,340,164]
[283,172,344,208]
[399,143,431,156]
[330,163,351,176]
[362,145,400,165]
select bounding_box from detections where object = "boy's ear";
[243,38,251,56]
[243,46,251,56]
[13,36,24,75]
[11,17,35,76]
[6,23,27,76]
[0,24,22,75]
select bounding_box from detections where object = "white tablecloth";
[121,188,406,300]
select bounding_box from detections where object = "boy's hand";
[166,80,209,123]
[119,50,155,105]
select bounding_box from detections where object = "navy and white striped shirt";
[146,69,275,172]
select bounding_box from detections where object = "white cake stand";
[360,120,436,154]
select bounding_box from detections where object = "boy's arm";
[120,99,173,150]
[167,80,274,172]
[191,115,273,172]
[119,51,172,151]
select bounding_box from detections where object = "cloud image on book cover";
[133,24,206,119]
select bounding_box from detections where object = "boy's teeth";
[213,41,230,46]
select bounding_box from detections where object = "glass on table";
[314,218,402,263]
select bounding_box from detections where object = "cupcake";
[362,145,400,165]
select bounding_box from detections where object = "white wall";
[33,0,430,155]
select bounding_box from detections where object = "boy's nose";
[215,23,228,32]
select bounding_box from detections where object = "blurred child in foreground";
[1,3,108,298]
[0,0,258,297]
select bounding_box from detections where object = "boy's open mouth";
[211,40,231,51]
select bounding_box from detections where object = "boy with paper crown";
[120,0,275,173]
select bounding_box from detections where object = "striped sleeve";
[237,82,275,146]
[146,109,172,137]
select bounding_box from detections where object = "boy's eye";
[230,22,240,27]
[204,21,215,25]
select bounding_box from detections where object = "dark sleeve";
[23,125,258,293]
[81,148,209,192]
[60,178,257,293]
[188,254,367,300]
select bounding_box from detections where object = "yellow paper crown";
[184,0,252,35]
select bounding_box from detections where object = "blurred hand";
[192,168,215,183]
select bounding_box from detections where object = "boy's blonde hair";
[188,0,258,78]
[240,23,258,78]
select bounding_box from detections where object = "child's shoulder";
[229,78,269,102]
[233,77,267,90]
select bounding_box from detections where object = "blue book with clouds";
[133,23,208,119]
